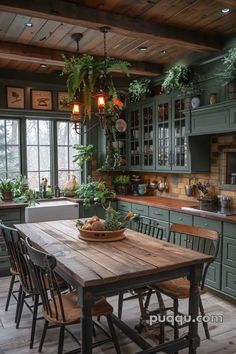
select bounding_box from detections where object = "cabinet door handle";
[135,208,144,212]
[204,223,209,227]
[153,212,162,216]
[179,218,183,221]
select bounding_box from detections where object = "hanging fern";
[62,54,131,119]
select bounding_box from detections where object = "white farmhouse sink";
[25,200,79,223]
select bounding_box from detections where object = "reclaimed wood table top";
[14,219,213,288]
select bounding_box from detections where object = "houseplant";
[62,55,130,119]
[128,79,151,102]
[221,47,236,99]
[72,144,95,168]
[75,177,116,207]
[0,178,15,201]
[112,175,131,194]
[162,64,193,95]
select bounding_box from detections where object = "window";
[26,119,51,190]
[0,119,20,179]
[57,121,81,188]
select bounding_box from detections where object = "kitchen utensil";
[218,195,231,209]
[185,184,195,197]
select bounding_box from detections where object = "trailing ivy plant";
[221,47,236,85]
[162,64,193,95]
[128,78,151,102]
[62,55,130,119]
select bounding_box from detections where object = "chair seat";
[43,290,113,325]
[151,278,207,299]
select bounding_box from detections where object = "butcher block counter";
[116,194,236,300]
[117,195,236,224]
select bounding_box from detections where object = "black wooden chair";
[149,223,220,345]
[0,224,43,348]
[117,217,164,331]
[25,237,121,354]
[1,223,21,320]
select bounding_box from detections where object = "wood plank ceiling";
[0,0,235,77]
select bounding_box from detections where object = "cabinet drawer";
[117,201,131,213]
[0,209,21,222]
[193,216,221,233]
[223,222,236,237]
[170,211,192,225]
[149,207,169,221]
[205,261,221,290]
[222,265,236,298]
[223,236,236,268]
[132,203,148,217]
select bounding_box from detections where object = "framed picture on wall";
[31,90,52,110]
[6,86,25,109]
[57,92,70,111]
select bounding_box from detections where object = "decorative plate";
[115,119,127,132]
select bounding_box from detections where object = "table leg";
[188,265,202,354]
[79,286,94,354]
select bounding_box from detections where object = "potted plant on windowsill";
[0,179,14,201]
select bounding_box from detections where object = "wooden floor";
[0,276,236,354]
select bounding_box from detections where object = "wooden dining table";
[14,219,213,354]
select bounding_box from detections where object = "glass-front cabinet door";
[172,95,189,171]
[128,105,141,170]
[142,102,155,170]
[156,96,171,171]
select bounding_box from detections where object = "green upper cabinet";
[126,94,210,173]
[171,94,189,172]
[156,94,190,172]
[128,101,155,171]
[156,95,171,171]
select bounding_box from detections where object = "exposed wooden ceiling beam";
[0,0,224,52]
[216,0,236,8]
[0,41,162,76]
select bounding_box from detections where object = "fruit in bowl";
[76,206,130,241]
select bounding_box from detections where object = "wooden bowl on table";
[78,228,126,242]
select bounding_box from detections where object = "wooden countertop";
[117,195,236,224]
[0,201,28,209]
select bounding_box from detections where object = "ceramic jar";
[191,96,200,109]
[210,93,217,105]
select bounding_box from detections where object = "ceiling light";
[160,50,167,54]
[25,22,33,27]
[139,46,148,51]
[221,8,230,13]
[40,64,47,68]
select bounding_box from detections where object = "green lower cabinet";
[222,265,236,298]
[0,207,25,277]
[193,216,222,263]
[223,235,236,268]
[205,261,221,290]
[169,211,193,226]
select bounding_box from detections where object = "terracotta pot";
[2,191,13,201]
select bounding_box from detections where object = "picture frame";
[31,90,52,110]
[6,86,25,109]
[57,92,70,111]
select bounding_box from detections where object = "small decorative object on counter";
[63,175,79,197]
[131,175,141,196]
[138,183,147,196]
[54,186,60,198]
[210,93,217,105]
